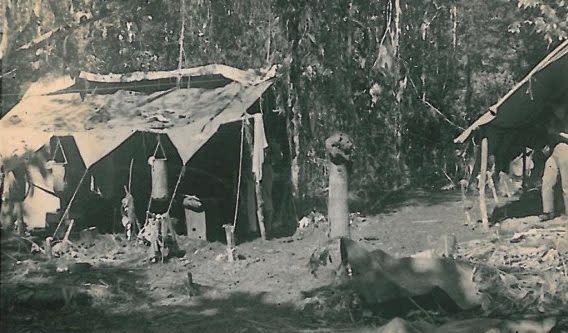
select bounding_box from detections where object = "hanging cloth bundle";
[48,138,68,193]
[148,136,169,201]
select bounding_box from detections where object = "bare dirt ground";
[1,189,565,332]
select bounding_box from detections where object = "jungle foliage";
[1,0,567,210]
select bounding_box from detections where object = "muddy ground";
[1,189,564,332]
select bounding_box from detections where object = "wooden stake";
[45,237,53,260]
[63,219,75,242]
[223,224,235,262]
[479,137,489,231]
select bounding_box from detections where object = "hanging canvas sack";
[50,162,66,193]
[148,156,169,200]
[48,138,68,193]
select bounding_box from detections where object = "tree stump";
[325,133,354,239]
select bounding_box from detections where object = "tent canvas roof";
[454,40,568,145]
[0,64,276,166]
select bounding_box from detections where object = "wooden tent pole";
[53,169,88,239]
[128,158,134,193]
[479,138,489,231]
[166,165,185,214]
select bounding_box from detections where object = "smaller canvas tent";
[455,40,568,166]
[0,64,295,240]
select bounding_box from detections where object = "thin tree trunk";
[0,3,12,60]
[266,6,272,66]
[392,0,401,56]
[291,98,301,197]
[254,178,266,240]
[177,0,186,88]
[451,5,458,50]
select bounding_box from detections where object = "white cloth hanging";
[252,113,268,181]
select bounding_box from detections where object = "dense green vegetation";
[1,0,567,210]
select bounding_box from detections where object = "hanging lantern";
[148,137,168,200]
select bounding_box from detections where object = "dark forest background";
[1,0,567,210]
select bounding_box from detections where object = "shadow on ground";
[376,188,462,214]
[1,262,322,333]
[490,187,565,223]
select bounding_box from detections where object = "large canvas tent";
[0,64,295,241]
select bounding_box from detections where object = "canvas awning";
[0,65,277,167]
[454,40,568,145]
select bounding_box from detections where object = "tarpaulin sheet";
[72,129,136,168]
[0,128,51,160]
[79,63,277,85]
[340,238,482,310]
[1,65,276,166]
[455,41,568,144]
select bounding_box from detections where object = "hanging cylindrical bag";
[149,157,169,200]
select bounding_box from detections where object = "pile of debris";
[456,216,568,317]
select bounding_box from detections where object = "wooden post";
[479,137,489,230]
[326,133,354,239]
[223,224,235,262]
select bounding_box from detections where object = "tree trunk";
[0,2,12,60]
[254,178,266,240]
[326,133,354,239]
[328,163,349,238]
[290,93,301,198]
[392,0,401,56]
[177,0,186,88]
